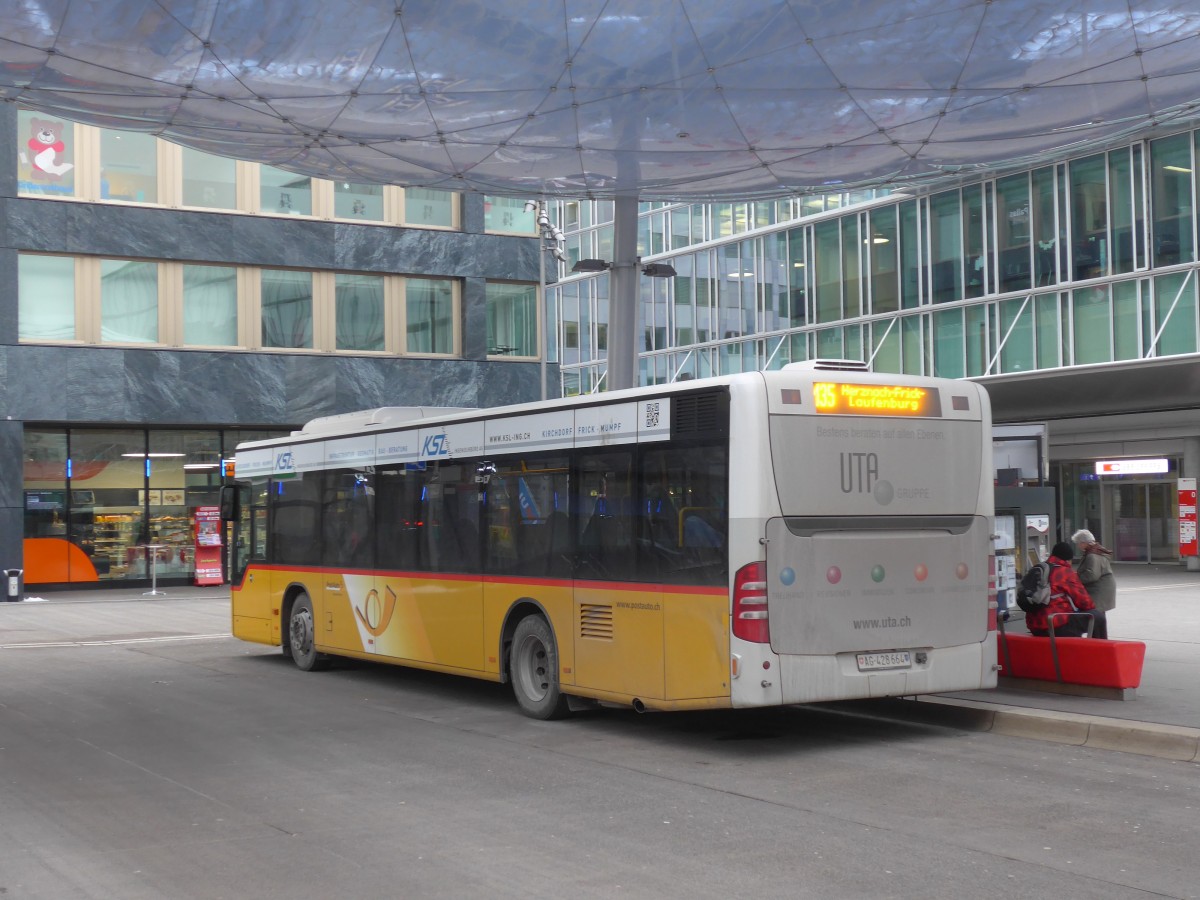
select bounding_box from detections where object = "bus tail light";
[732,561,770,644]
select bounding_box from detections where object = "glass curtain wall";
[552,129,1200,393]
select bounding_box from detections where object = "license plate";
[856,651,912,671]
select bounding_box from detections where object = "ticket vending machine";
[994,486,1057,615]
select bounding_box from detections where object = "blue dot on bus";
[871,564,886,583]
[780,567,796,586]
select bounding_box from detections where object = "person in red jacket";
[1026,541,1109,639]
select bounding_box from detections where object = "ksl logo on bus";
[275,450,294,472]
[422,433,449,457]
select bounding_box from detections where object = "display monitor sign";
[812,382,942,418]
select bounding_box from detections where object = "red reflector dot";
[914,564,928,582]
[826,566,842,584]
[762,660,771,669]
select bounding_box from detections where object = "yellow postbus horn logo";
[355,586,398,637]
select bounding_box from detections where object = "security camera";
[553,247,567,262]
[536,212,551,229]
[551,227,564,242]
[523,200,538,213]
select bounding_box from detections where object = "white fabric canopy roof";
[4,0,1200,200]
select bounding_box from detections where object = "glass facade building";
[546,129,1200,564]
[3,106,548,586]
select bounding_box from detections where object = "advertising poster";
[1179,478,1197,557]
[193,506,224,585]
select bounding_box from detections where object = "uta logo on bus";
[840,451,878,493]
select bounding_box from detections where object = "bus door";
[572,450,666,701]
[351,461,483,669]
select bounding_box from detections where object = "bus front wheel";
[510,616,570,720]
[289,593,329,672]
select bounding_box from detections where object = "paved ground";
[6,562,1199,760]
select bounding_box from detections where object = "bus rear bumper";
[763,641,996,706]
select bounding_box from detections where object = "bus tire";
[289,593,329,672]
[510,615,570,720]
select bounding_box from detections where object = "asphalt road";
[2,598,1197,899]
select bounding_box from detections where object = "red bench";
[996,630,1146,698]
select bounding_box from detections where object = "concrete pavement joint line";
[918,697,1200,763]
[1,633,232,650]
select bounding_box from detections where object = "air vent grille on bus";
[580,603,614,640]
[784,358,869,372]
[672,390,729,438]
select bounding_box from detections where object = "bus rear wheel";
[289,593,329,672]
[510,616,569,720]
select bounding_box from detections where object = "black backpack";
[1015,562,1051,613]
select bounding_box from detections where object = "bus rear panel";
[729,369,997,707]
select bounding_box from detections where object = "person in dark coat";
[1026,541,1108,639]
[1071,528,1117,612]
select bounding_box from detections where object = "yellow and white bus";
[222,360,998,719]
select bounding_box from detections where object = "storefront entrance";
[1103,481,1178,562]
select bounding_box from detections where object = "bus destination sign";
[812,382,942,418]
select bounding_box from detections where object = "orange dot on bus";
[915,564,928,582]
[955,563,969,580]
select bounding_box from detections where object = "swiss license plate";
[856,651,912,671]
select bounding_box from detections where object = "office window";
[487,282,538,357]
[18,255,76,341]
[335,274,385,351]
[100,129,157,203]
[100,259,158,344]
[406,278,454,354]
[1150,134,1194,267]
[182,147,236,209]
[901,315,924,376]
[932,308,964,379]
[965,305,988,375]
[1154,271,1197,357]
[333,182,384,221]
[18,109,76,197]
[999,297,1035,373]
[1069,154,1108,281]
[996,174,1032,292]
[929,191,962,304]
[1109,148,1138,274]
[1034,293,1062,369]
[405,188,454,227]
[183,265,238,347]
[1072,285,1112,365]
[813,220,841,322]
[1113,279,1140,360]
[484,196,536,234]
[261,270,313,349]
[260,165,312,216]
[868,207,899,313]
[871,319,901,373]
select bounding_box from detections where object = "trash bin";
[5,568,23,601]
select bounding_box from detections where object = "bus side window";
[638,444,727,586]
[576,451,633,580]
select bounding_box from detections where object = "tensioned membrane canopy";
[4,0,1200,200]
